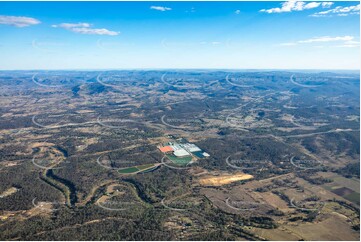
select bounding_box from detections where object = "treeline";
[336,162,360,179]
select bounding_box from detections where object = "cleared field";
[198,173,253,186]
[344,192,360,204]
[319,172,360,205]
[118,163,160,174]
[319,172,360,191]
[166,154,192,165]
[249,227,301,241]
[250,212,359,241]
[0,187,18,198]
[326,186,361,204]
[333,187,355,197]
[257,191,291,212]
[283,214,359,241]
[136,164,155,170]
[118,167,139,174]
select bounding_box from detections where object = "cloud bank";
[150,6,172,11]
[281,36,359,48]
[0,15,40,27]
[311,4,360,17]
[52,22,119,36]
[260,1,333,13]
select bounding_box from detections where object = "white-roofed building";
[202,152,210,157]
[174,149,191,157]
[170,144,182,151]
[182,143,202,152]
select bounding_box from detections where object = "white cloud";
[334,43,359,48]
[322,2,334,8]
[334,40,360,48]
[281,36,359,48]
[298,36,354,43]
[235,10,241,14]
[52,23,90,29]
[280,42,297,46]
[198,41,222,46]
[344,40,360,45]
[260,1,323,13]
[0,15,40,27]
[311,4,360,17]
[260,1,334,14]
[150,6,172,11]
[52,22,119,36]
[70,28,119,36]
[304,2,321,10]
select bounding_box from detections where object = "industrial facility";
[158,139,210,165]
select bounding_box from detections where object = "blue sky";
[0,1,359,70]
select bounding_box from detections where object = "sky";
[0,1,359,70]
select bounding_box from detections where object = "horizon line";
[0,68,359,72]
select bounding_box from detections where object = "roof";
[179,143,201,152]
[188,146,201,152]
[159,146,174,153]
[174,149,190,157]
[202,152,210,157]
[170,144,181,150]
